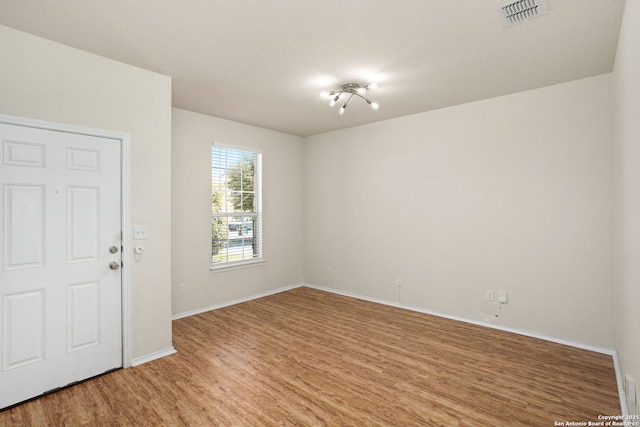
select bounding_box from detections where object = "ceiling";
[0,0,627,137]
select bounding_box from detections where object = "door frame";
[0,113,133,368]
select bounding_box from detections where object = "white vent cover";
[498,0,548,26]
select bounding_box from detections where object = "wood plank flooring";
[0,287,620,426]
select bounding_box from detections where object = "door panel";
[3,184,46,270]
[67,282,100,352]
[2,140,45,168]
[0,123,122,409]
[67,187,100,263]
[2,289,45,370]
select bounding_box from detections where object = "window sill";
[210,258,265,272]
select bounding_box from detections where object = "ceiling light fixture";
[321,83,379,114]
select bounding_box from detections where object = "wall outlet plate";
[497,291,508,304]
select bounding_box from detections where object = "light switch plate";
[133,225,148,240]
[485,290,495,301]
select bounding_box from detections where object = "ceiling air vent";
[498,0,548,26]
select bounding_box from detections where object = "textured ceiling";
[0,0,627,136]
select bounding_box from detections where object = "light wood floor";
[1,287,620,426]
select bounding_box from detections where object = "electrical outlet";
[327,265,332,274]
[396,276,403,287]
[485,290,495,301]
[180,283,187,294]
[497,291,508,304]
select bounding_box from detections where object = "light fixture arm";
[339,93,355,115]
[352,92,373,104]
[323,82,379,114]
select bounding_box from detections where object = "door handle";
[109,261,120,271]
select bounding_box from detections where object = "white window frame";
[211,142,263,270]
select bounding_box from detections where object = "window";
[211,144,262,267]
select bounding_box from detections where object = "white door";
[0,122,122,409]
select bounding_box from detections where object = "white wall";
[0,14,621,369]
[613,0,640,412]
[304,74,614,347]
[171,108,304,316]
[0,25,173,360]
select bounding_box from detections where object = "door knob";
[109,246,119,254]
[109,261,120,271]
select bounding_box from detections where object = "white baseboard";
[612,349,630,416]
[171,284,303,320]
[130,346,177,367]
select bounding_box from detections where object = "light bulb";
[356,87,366,95]
[320,91,330,98]
[367,82,378,90]
[329,95,339,107]
[339,106,346,115]
[371,101,379,110]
